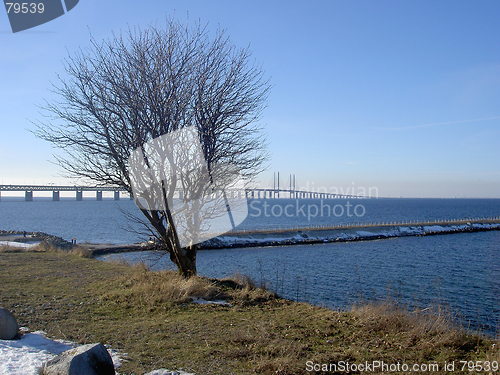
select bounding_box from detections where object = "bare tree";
[34,18,270,277]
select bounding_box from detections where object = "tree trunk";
[161,180,197,277]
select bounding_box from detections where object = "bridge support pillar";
[76,191,83,201]
[52,191,60,201]
[114,191,120,200]
[25,191,33,201]
[96,191,102,201]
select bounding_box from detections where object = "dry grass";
[344,301,500,375]
[100,265,278,310]
[0,244,24,253]
[101,263,221,307]
[351,301,457,336]
[0,241,94,258]
[218,272,278,304]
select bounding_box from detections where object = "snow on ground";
[0,330,74,375]
[356,230,382,237]
[218,235,303,244]
[217,223,500,247]
[0,329,195,375]
[0,241,40,249]
[191,297,232,306]
[0,329,126,375]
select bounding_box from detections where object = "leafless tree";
[34,18,270,277]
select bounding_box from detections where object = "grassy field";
[1,246,499,374]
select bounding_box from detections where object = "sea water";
[1,197,500,243]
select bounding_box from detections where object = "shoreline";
[89,219,500,255]
[1,250,499,374]
[3,217,500,256]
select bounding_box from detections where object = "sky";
[1,0,499,198]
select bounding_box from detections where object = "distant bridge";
[0,185,129,201]
[0,184,366,202]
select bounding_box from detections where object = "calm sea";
[1,197,500,243]
[1,197,500,335]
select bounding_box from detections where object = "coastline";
[3,217,500,256]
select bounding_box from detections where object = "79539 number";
[5,3,45,13]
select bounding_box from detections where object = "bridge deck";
[0,184,366,199]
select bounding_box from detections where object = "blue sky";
[1,0,499,197]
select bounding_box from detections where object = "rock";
[0,307,19,340]
[43,343,115,375]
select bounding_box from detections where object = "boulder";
[0,307,19,340]
[43,343,115,375]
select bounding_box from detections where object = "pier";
[199,216,500,250]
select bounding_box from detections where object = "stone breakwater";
[200,219,500,250]
[0,230,73,249]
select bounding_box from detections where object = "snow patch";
[423,225,447,232]
[0,331,73,375]
[145,369,195,375]
[0,330,125,375]
[0,241,40,249]
[191,298,232,306]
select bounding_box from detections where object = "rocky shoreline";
[3,220,500,256]
[198,221,500,250]
[0,230,73,249]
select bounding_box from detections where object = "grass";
[1,246,499,374]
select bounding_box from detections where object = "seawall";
[201,217,500,250]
